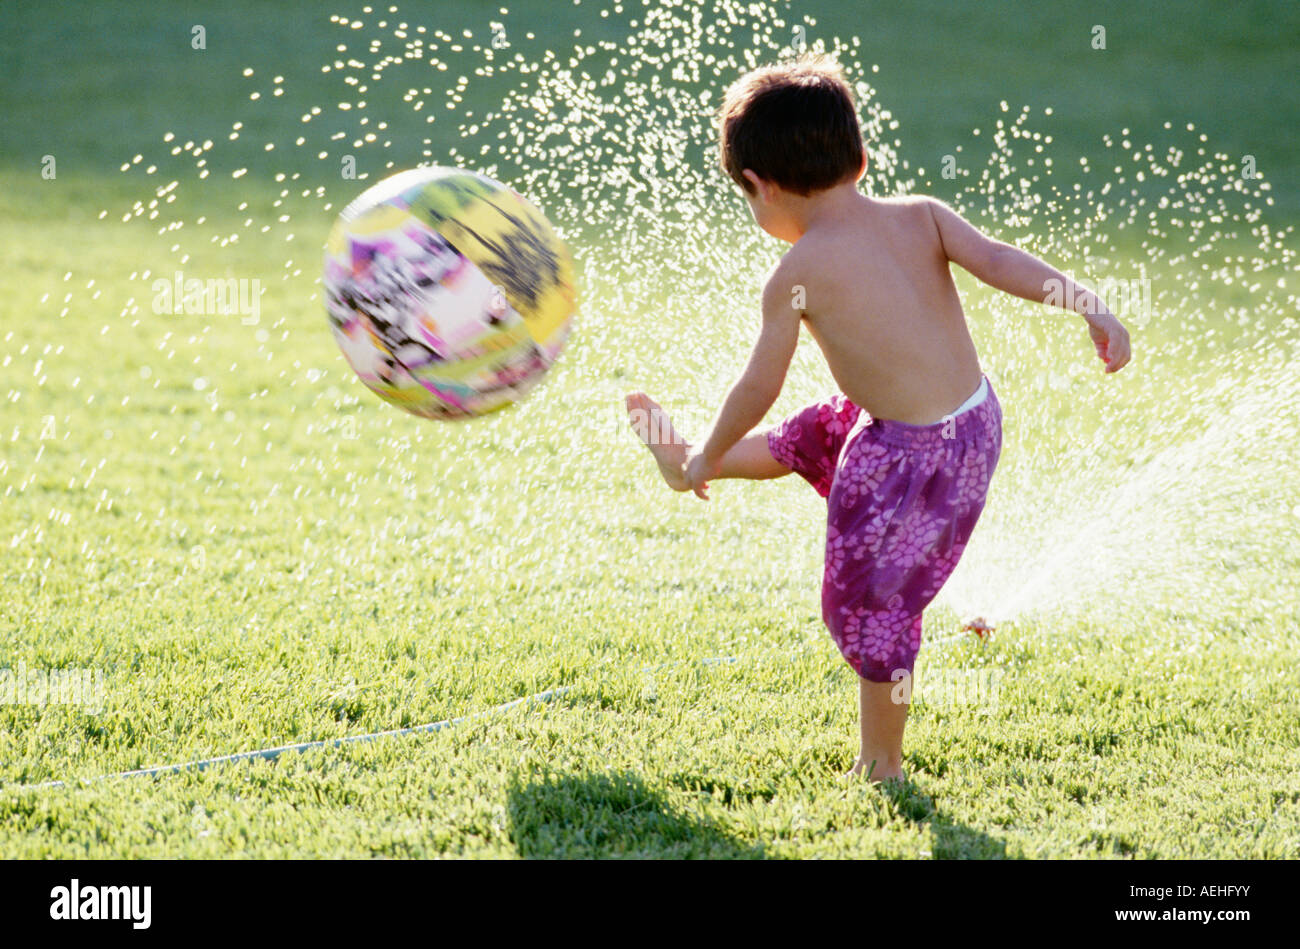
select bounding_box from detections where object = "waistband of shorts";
[860,374,1002,449]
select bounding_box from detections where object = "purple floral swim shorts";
[766,377,1002,683]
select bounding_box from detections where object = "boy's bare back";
[781,192,983,425]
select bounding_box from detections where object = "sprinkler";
[962,616,995,639]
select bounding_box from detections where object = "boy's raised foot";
[626,391,691,492]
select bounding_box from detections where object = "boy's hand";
[1085,312,1132,373]
[684,446,722,500]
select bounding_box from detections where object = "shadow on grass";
[880,776,1010,859]
[506,769,765,859]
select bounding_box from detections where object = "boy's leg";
[718,433,791,480]
[626,392,790,490]
[850,677,908,782]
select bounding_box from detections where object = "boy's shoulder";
[874,193,946,225]
[776,194,944,275]
[762,248,808,311]
[868,193,948,225]
[879,192,936,206]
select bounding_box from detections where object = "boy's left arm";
[685,268,801,499]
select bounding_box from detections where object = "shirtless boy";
[627,58,1131,782]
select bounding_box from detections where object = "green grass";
[1,0,1298,858]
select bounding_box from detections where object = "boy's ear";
[855,153,868,181]
[741,169,770,201]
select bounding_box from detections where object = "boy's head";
[718,57,867,215]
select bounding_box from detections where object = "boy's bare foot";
[625,392,690,492]
[844,757,906,784]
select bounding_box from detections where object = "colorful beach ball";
[323,166,576,419]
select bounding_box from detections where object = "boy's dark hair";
[718,57,866,197]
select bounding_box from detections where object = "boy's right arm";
[926,198,1131,373]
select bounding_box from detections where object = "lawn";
[0,0,1296,858]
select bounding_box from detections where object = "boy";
[626,58,1130,783]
